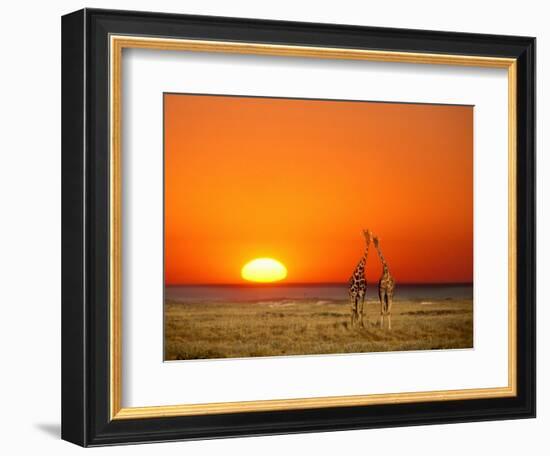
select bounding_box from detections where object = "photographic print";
[164,93,473,361]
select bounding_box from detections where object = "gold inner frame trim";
[109,35,518,421]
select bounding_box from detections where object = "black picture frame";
[62,8,536,447]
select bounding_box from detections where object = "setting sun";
[241,258,288,283]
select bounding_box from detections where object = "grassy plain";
[164,298,473,360]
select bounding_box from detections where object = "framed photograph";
[61,8,535,447]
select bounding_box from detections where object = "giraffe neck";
[375,245,389,274]
[354,244,369,275]
[361,244,370,269]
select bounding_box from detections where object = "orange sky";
[164,94,473,285]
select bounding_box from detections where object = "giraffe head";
[363,229,372,245]
[373,235,380,249]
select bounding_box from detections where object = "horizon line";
[165,281,474,287]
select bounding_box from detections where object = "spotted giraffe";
[373,235,396,330]
[348,229,371,327]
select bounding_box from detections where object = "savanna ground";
[164,298,473,360]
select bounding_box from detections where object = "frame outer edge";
[61,9,88,447]
[521,38,536,417]
[530,38,536,418]
[67,8,536,445]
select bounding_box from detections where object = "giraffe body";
[373,236,396,330]
[348,230,371,327]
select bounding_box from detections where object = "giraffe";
[373,235,396,330]
[348,229,371,327]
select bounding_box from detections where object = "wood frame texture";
[62,8,536,447]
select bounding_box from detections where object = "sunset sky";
[164,94,473,285]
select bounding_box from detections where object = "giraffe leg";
[350,296,357,327]
[384,293,391,330]
[379,289,384,328]
[361,293,369,326]
[387,289,394,331]
[359,294,365,327]
[355,297,360,327]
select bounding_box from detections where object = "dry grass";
[164,299,473,360]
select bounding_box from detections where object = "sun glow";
[241,258,287,283]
